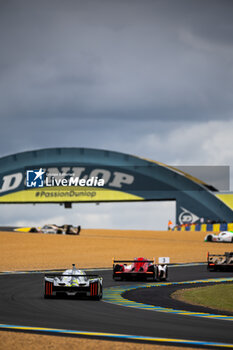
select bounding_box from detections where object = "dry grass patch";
[172,283,233,312]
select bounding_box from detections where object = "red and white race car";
[112,257,169,281]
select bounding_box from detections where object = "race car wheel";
[156,266,159,280]
[156,266,168,281]
[151,268,156,281]
[96,285,103,300]
[206,235,213,242]
[163,266,168,280]
[147,266,156,281]
[113,264,123,280]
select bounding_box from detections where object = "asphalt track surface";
[1,265,233,348]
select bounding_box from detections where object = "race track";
[0,265,233,348]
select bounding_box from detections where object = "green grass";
[172,283,233,312]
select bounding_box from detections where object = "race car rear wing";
[112,258,155,267]
[44,273,102,279]
[113,257,170,266]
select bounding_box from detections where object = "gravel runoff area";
[0,331,184,350]
[0,228,231,271]
[1,228,232,350]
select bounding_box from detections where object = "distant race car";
[30,224,81,235]
[59,224,81,235]
[207,252,233,271]
[40,224,64,234]
[44,264,103,299]
[205,231,233,243]
[112,257,169,281]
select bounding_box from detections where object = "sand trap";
[0,229,231,271]
[0,331,187,350]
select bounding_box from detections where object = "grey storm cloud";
[0,0,233,158]
[1,0,233,120]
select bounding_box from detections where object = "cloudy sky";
[0,0,233,229]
